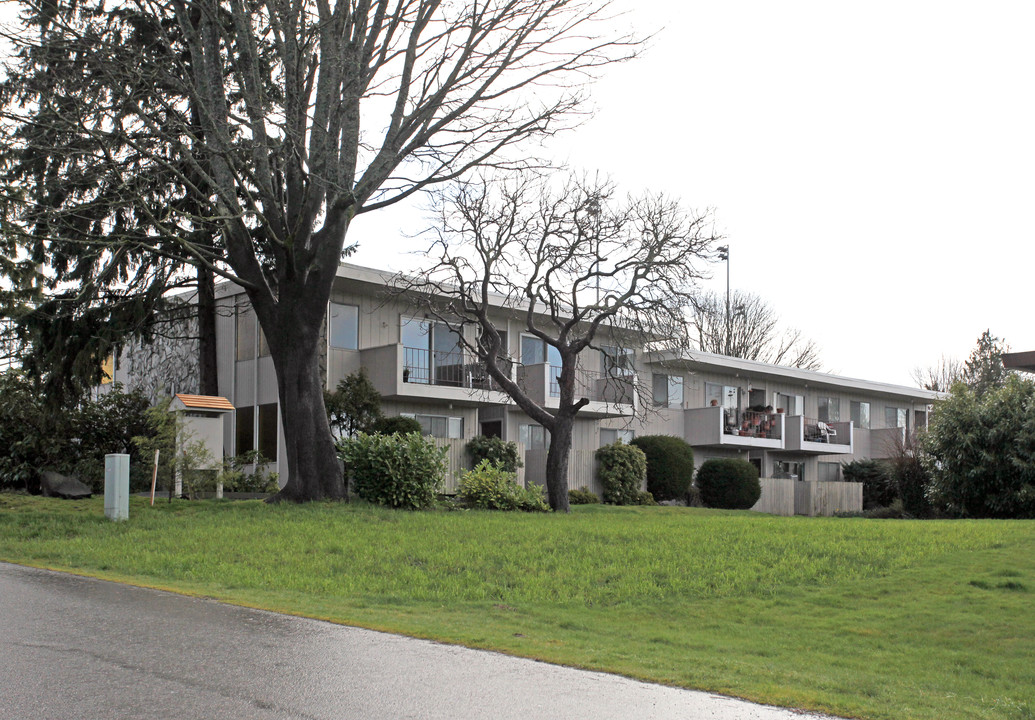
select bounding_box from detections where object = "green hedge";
[339,432,445,509]
[465,435,523,473]
[596,442,650,505]
[457,460,548,512]
[695,458,761,510]
[630,435,694,502]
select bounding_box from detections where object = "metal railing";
[548,364,616,402]
[402,347,509,391]
[802,417,850,446]
[723,409,782,440]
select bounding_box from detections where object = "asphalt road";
[0,562,839,719]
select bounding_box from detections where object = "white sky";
[349,0,1035,387]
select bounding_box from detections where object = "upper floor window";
[521,334,561,366]
[774,392,803,416]
[818,397,840,422]
[600,427,634,446]
[329,302,359,350]
[236,300,256,361]
[851,401,870,429]
[885,406,908,429]
[652,373,684,408]
[519,423,550,449]
[601,345,635,376]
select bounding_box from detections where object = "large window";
[521,335,561,366]
[885,406,908,429]
[851,401,870,429]
[818,462,841,482]
[403,413,464,439]
[652,373,684,408]
[236,406,255,454]
[600,428,634,446]
[257,404,279,461]
[236,302,256,361]
[519,424,550,449]
[401,317,464,385]
[774,392,803,416]
[818,397,840,422]
[329,302,359,350]
[601,344,635,376]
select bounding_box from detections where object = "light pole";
[716,245,730,355]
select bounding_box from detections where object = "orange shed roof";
[174,393,235,411]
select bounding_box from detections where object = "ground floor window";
[236,406,254,454]
[257,403,279,461]
[519,424,550,449]
[403,413,464,439]
[600,428,634,446]
[818,462,841,482]
[772,460,803,480]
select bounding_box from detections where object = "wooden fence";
[434,438,527,493]
[523,449,600,495]
[752,477,796,516]
[793,480,862,516]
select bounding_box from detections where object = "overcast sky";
[349,0,1034,387]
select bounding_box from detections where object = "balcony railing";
[723,409,783,441]
[548,364,616,402]
[402,347,510,391]
[802,417,851,446]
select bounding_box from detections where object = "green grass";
[1,494,1032,720]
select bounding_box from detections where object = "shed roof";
[173,393,235,411]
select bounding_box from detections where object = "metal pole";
[716,245,730,355]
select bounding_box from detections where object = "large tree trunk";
[544,415,573,513]
[196,264,219,396]
[261,300,345,503]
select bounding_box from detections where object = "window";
[772,460,804,480]
[706,382,739,411]
[403,413,464,439]
[818,397,840,422]
[521,335,561,366]
[257,403,279,461]
[402,317,464,386]
[600,428,634,445]
[885,406,908,428]
[914,409,928,429]
[851,401,870,429]
[774,392,803,415]
[236,405,255,454]
[652,374,684,407]
[519,424,550,449]
[818,462,841,482]
[329,302,359,350]
[236,302,256,361]
[601,344,635,376]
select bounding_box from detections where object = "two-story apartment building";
[109,262,939,497]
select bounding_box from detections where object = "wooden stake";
[150,449,160,506]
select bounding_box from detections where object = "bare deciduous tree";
[911,354,963,392]
[1,0,641,501]
[398,173,717,512]
[690,290,822,370]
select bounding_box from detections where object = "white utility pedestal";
[104,453,130,521]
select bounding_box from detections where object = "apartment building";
[199,262,936,494]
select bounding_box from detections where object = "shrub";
[695,458,761,510]
[841,459,895,509]
[339,432,446,509]
[466,435,523,473]
[457,460,548,512]
[596,442,646,505]
[219,451,280,493]
[568,485,600,504]
[372,415,423,436]
[630,435,694,502]
[325,369,384,437]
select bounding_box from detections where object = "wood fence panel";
[793,481,862,516]
[752,478,795,516]
[523,449,600,497]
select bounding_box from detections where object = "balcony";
[782,416,854,455]
[515,363,635,419]
[358,344,513,406]
[685,407,784,449]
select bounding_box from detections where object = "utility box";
[169,394,235,496]
[104,453,130,521]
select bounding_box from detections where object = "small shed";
[170,394,235,495]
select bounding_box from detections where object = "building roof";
[646,349,942,403]
[173,393,235,411]
[1003,351,1035,374]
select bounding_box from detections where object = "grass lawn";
[1,493,1032,720]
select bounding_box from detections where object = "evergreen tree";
[962,330,1009,397]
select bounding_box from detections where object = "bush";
[842,459,895,510]
[466,435,523,473]
[695,458,761,510]
[338,432,445,509]
[372,415,423,436]
[630,435,694,502]
[219,450,280,493]
[325,369,384,437]
[457,460,548,512]
[568,485,600,504]
[596,442,647,505]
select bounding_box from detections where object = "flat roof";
[1003,351,1035,373]
[647,349,942,403]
